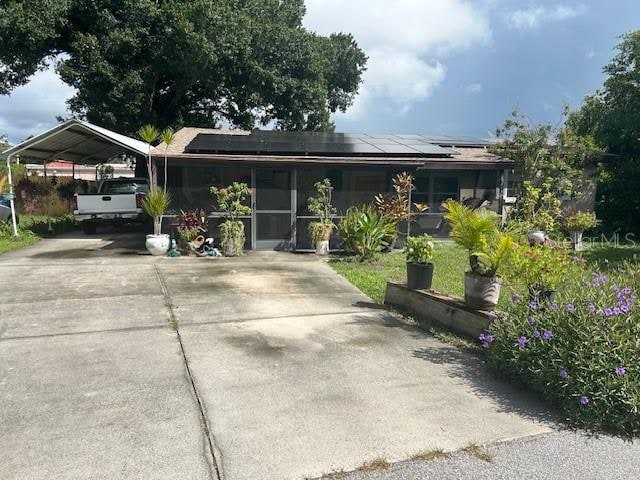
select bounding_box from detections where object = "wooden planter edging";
[384,281,492,338]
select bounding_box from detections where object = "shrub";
[564,210,598,233]
[405,235,435,264]
[485,262,640,436]
[307,179,336,244]
[142,188,171,235]
[508,243,576,297]
[210,182,251,256]
[338,205,396,260]
[443,200,514,277]
[308,220,333,243]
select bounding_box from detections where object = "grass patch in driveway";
[462,443,494,462]
[411,448,450,461]
[0,232,39,255]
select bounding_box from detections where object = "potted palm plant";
[210,182,251,256]
[443,200,514,309]
[142,188,171,255]
[405,234,435,290]
[307,179,336,255]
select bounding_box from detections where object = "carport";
[2,119,150,236]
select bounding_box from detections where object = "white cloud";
[0,65,75,144]
[465,83,483,94]
[303,0,491,119]
[506,4,586,30]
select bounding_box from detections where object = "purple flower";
[613,307,621,315]
[533,330,541,338]
[517,336,528,349]
[580,396,590,406]
[559,369,568,379]
[511,294,521,304]
[622,287,632,295]
[482,341,490,349]
[529,300,538,310]
[621,304,630,313]
[615,367,626,377]
[603,307,614,317]
[479,333,485,341]
[550,302,559,310]
[566,304,575,313]
[543,330,554,340]
[588,303,596,313]
[528,317,536,325]
[485,334,494,343]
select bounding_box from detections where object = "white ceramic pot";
[315,240,330,255]
[570,231,584,251]
[145,234,170,256]
[528,230,546,245]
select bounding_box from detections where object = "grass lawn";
[0,235,39,255]
[329,242,468,304]
[329,241,640,305]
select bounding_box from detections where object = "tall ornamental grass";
[485,260,640,436]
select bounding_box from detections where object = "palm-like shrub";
[339,205,396,260]
[307,179,336,243]
[211,182,251,256]
[443,200,514,277]
[142,188,171,235]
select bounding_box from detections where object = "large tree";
[0,0,367,134]
[568,31,640,234]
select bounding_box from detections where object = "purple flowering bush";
[485,261,640,436]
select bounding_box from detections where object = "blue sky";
[1,0,638,143]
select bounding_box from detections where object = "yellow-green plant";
[211,182,251,255]
[137,125,160,188]
[405,235,435,264]
[443,200,514,277]
[564,211,598,232]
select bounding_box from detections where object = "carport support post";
[5,153,19,237]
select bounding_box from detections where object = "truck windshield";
[101,180,149,194]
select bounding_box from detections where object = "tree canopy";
[0,0,367,134]
[567,31,640,234]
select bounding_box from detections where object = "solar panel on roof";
[184,130,488,156]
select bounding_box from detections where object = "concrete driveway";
[0,233,553,480]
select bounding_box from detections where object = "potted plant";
[210,182,251,256]
[307,178,336,255]
[176,209,207,255]
[564,210,597,251]
[510,243,570,301]
[443,200,514,310]
[405,234,435,290]
[142,188,171,255]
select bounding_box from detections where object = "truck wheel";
[82,223,97,235]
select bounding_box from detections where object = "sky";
[1,0,639,144]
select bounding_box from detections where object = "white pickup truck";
[73,178,149,234]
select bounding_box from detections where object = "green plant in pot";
[405,234,435,290]
[142,188,171,255]
[176,209,207,254]
[443,200,514,310]
[307,178,336,255]
[564,210,597,251]
[509,243,573,302]
[210,182,251,256]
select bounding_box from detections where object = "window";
[411,171,459,212]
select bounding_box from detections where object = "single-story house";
[2,120,515,249]
[152,128,514,250]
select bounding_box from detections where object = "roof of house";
[151,127,512,168]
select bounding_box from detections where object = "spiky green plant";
[159,128,176,190]
[443,200,514,277]
[137,125,160,188]
[142,188,170,235]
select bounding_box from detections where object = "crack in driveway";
[153,265,224,480]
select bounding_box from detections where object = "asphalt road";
[326,430,640,480]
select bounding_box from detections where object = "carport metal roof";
[2,119,150,237]
[2,119,150,164]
